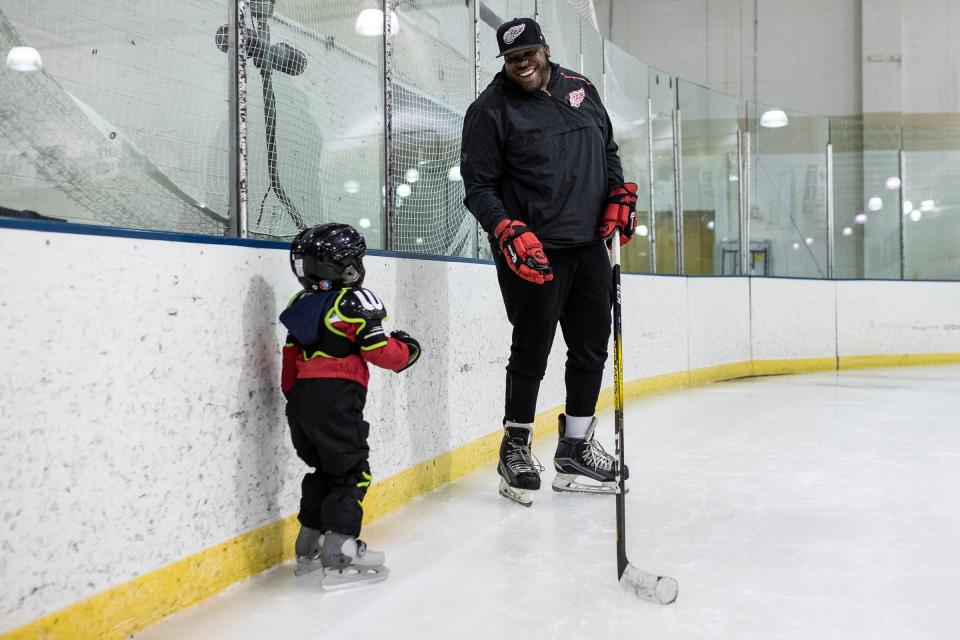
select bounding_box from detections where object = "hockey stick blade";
[620,563,678,605]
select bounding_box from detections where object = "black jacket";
[461,62,624,249]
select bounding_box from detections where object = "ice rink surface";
[136,366,960,640]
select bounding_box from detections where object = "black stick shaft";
[612,231,628,579]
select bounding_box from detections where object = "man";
[460,17,638,506]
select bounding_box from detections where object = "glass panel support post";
[228,0,249,238]
[741,130,751,275]
[472,0,483,258]
[826,142,835,279]
[382,0,395,250]
[647,97,657,273]
[673,106,684,274]
[898,149,906,280]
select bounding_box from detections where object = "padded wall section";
[616,274,690,380]
[749,277,838,363]
[836,280,960,357]
[0,228,508,632]
[686,277,752,370]
[5,225,957,634]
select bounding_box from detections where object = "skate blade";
[294,557,323,577]
[320,564,389,591]
[498,478,533,507]
[551,474,623,494]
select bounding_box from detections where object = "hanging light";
[637,224,649,237]
[358,217,372,229]
[885,176,901,190]
[867,197,883,211]
[447,165,462,182]
[760,109,788,128]
[355,8,400,37]
[5,46,43,72]
[842,227,853,236]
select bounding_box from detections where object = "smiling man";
[460,18,639,506]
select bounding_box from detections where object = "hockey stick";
[611,229,679,605]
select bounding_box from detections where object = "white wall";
[750,278,837,361]
[837,280,960,356]
[0,227,511,632]
[2,225,960,632]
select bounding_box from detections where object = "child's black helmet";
[290,223,366,290]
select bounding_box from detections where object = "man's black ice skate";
[552,415,627,494]
[497,423,543,507]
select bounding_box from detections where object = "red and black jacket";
[279,287,410,393]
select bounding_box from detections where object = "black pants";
[491,238,613,424]
[285,378,371,538]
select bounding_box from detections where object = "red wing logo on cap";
[502,23,526,44]
[568,88,586,108]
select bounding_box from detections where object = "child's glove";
[390,330,421,372]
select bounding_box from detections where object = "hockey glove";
[494,219,554,285]
[598,182,639,246]
[390,330,421,372]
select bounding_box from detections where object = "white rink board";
[836,280,960,357]
[2,225,958,632]
[617,274,689,380]
[749,278,837,361]
[0,228,510,632]
[687,277,752,369]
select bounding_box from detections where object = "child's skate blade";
[294,558,323,577]
[320,564,390,591]
[498,478,533,506]
[551,473,624,494]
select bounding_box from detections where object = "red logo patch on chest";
[568,88,585,108]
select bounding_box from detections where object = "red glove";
[598,182,639,245]
[494,219,554,284]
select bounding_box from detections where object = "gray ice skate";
[552,415,626,494]
[293,526,325,576]
[497,423,543,507]
[318,531,389,590]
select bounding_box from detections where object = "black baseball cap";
[495,18,546,58]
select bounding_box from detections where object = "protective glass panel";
[389,0,475,256]
[678,80,741,276]
[536,0,580,73]
[650,68,677,274]
[0,0,230,234]
[245,0,384,244]
[477,1,535,90]
[603,41,650,273]
[831,117,902,279]
[902,126,960,280]
[747,102,829,278]
[579,17,603,83]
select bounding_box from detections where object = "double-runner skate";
[294,526,389,590]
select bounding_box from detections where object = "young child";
[279,222,420,589]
